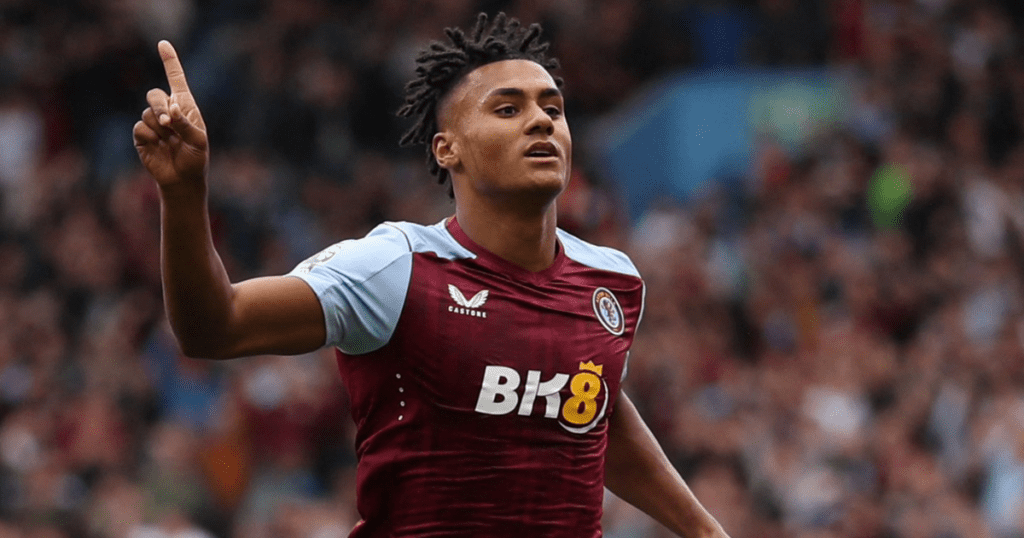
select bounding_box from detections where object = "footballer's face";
[433,59,572,205]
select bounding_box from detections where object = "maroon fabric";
[337,218,644,537]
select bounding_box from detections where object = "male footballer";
[133,12,729,538]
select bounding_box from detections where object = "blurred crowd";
[3,0,1024,537]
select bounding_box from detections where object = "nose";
[525,103,554,136]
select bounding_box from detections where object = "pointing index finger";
[158,40,191,95]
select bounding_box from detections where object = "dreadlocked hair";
[397,12,562,198]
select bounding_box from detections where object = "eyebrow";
[486,87,563,100]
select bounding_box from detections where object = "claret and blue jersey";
[289,217,645,537]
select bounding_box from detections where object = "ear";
[432,131,459,170]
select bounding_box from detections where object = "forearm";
[605,394,727,538]
[138,41,327,359]
[159,184,236,358]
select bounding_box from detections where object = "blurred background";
[2,0,1024,536]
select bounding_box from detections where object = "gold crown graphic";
[578,361,603,376]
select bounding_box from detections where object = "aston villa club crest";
[592,288,624,335]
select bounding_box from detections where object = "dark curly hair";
[397,12,562,198]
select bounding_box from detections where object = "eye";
[496,105,517,116]
[545,106,563,118]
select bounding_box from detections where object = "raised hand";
[133,40,208,190]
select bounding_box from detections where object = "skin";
[433,59,571,272]
[133,41,728,538]
[134,41,325,360]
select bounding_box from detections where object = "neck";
[455,198,559,272]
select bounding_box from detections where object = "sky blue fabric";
[287,221,474,354]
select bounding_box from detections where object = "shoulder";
[292,222,410,276]
[292,220,473,276]
[556,229,641,278]
[383,220,475,260]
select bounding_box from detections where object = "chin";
[514,173,568,203]
[474,167,569,206]
[523,166,568,187]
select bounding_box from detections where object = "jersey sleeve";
[286,223,413,355]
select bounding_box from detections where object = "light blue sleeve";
[286,223,413,355]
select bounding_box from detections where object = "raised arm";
[133,41,325,359]
[605,392,730,538]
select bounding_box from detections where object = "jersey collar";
[445,216,568,285]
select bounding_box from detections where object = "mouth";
[524,141,559,160]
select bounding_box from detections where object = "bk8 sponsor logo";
[474,361,608,434]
